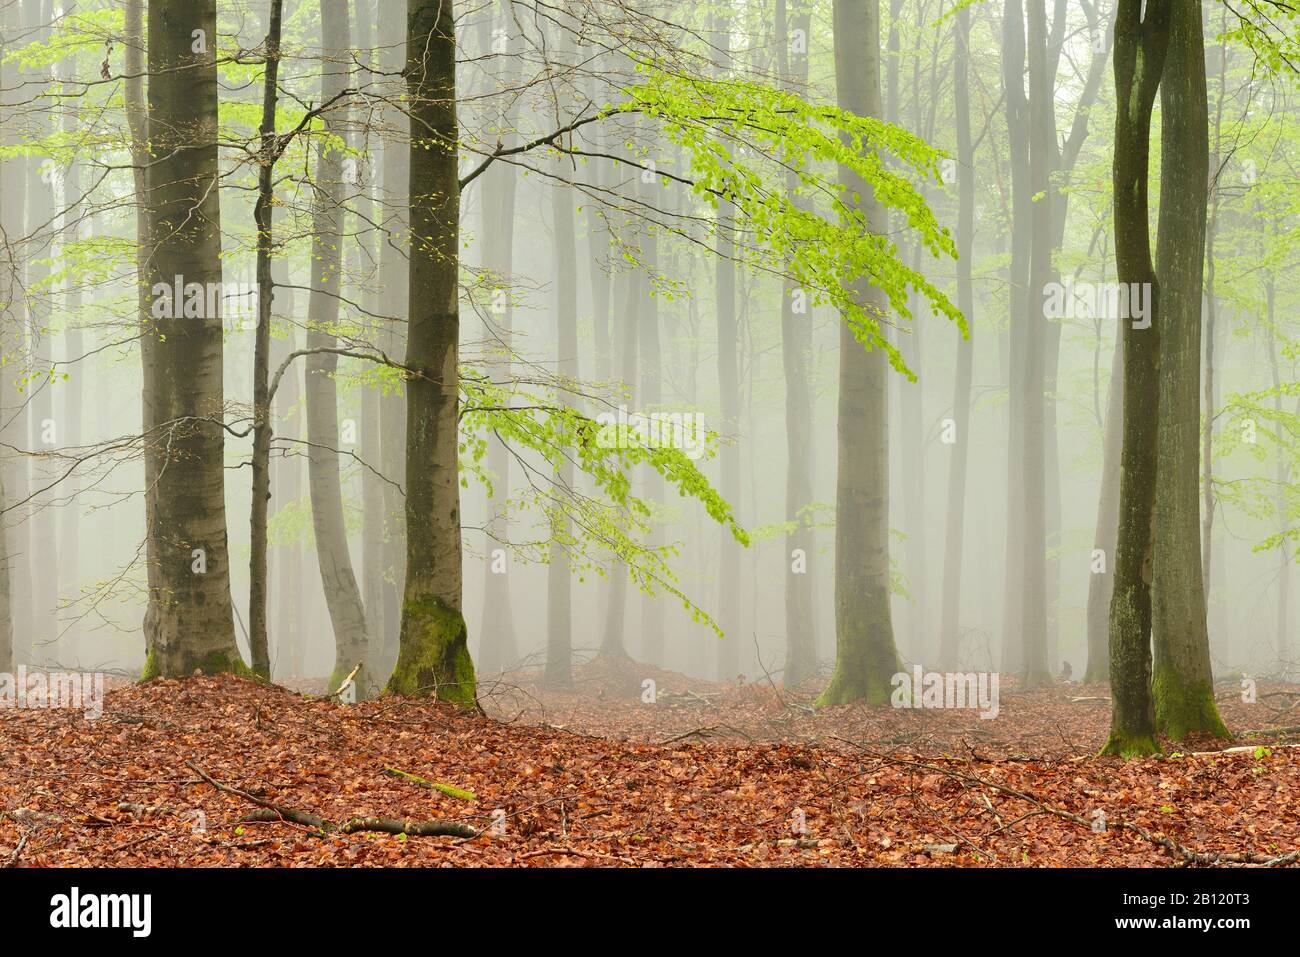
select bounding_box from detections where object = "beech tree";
[140,0,243,677]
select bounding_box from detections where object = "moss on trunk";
[815,662,896,708]
[1099,728,1159,758]
[1153,666,1229,741]
[141,645,252,681]
[386,597,477,707]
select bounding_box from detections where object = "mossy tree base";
[385,598,477,708]
[1153,667,1230,741]
[1099,729,1160,758]
[141,645,253,682]
[814,660,897,708]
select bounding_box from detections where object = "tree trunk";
[776,0,817,687]
[1020,0,1053,689]
[248,0,285,680]
[638,169,665,667]
[377,0,409,675]
[387,0,477,706]
[141,0,243,677]
[272,306,304,678]
[544,17,578,690]
[1150,0,1226,741]
[23,0,57,666]
[353,0,386,682]
[586,75,613,383]
[59,44,84,664]
[818,0,899,707]
[1101,0,1171,757]
[1000,0,1030,676]
[938,3,975,671]
[711,13,742,683]
[544,191,577,685]
[1084,332,1123,684]
[123,0,161,676]
[1202,6,1227,628]
[599,248,641,660]
[477,4,522,676]
[1266,312,1292,672]
[304,0,370,693]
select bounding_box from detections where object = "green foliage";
[459,369,745,638]
[621,62,963,379]
[1221,2,1300,80]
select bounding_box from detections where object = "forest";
[0,0,1299,887]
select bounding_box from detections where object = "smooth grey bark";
[711,13,742,683]
[585,73,613,383]
[23,0,57,665]
[1020,0,1052,689]
[1202,5,1228,620]
[1084,332,1123,684]
[355,5,386,681]
[1150,0,1227,740]
[1266,304,1292,670]
[895,0,931,664]
[376,0,408,673]
[938,3,975,671]
[999,0,1030,676]
[142,0,243,676]
[477,2,522,676]
[638,169,665,667]
[545,170,578,689]
[544,16,578,690]
[59,41,84,664]
[818,0,899,707]
[304,0,369,693]
[123,0,161,675]
[599,238,641,660]
[386,0,477,707]
[272,305,304,678]
[776,0,817,687]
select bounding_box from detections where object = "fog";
[0,0,1295,715]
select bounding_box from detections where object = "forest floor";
[3,659,1300,867]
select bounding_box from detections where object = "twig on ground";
[186,761,480,840]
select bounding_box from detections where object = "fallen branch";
[382,766,477,801]
[187,761,480,840]
[659,724,755,745]
[6,829,32,868]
